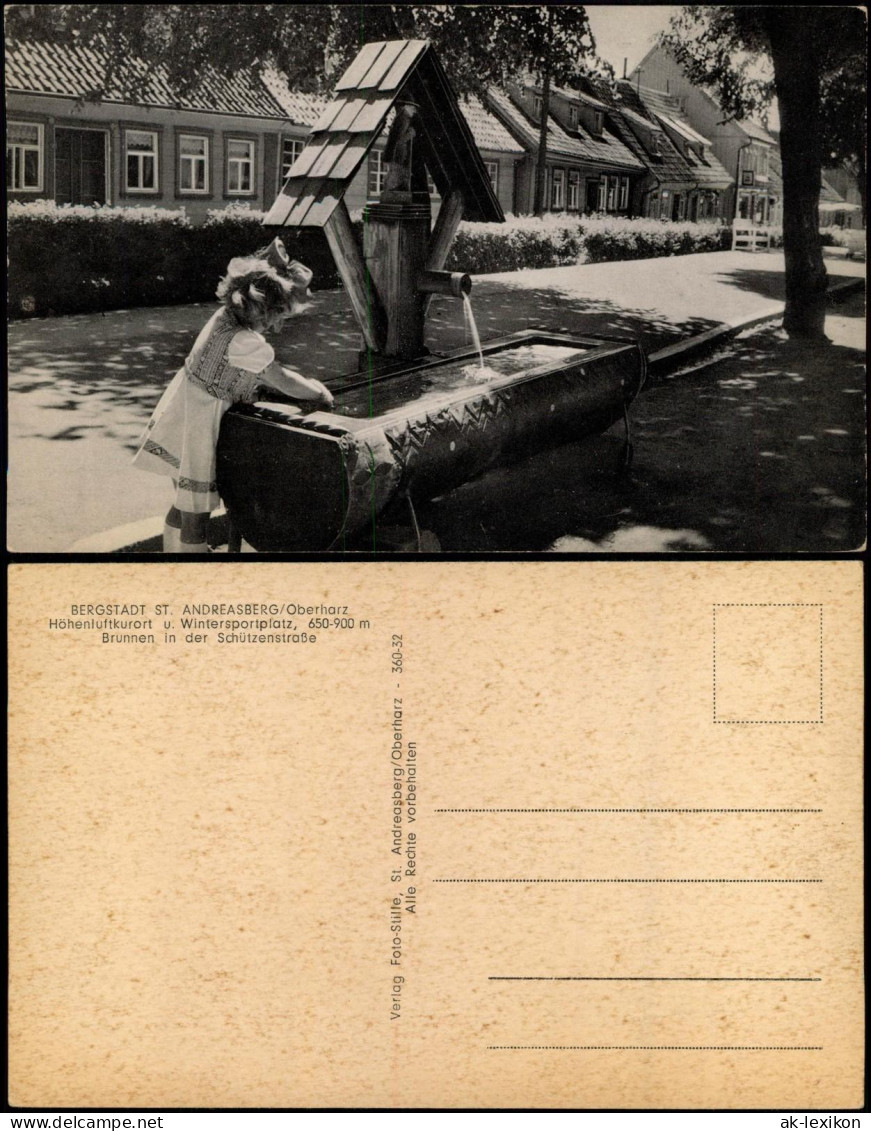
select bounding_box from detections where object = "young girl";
[132,245,333,552]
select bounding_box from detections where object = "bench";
[731,221,772,252]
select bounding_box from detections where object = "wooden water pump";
[263,39,503,365]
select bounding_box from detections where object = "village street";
[7,247,865,553]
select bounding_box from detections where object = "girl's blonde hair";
[216,258,308,328]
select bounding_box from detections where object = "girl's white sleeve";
[227,330,276,374]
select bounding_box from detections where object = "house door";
[671,192,682,220]
[55,128,107,205]
[586,179,599,212]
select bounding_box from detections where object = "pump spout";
[416,269,472,297]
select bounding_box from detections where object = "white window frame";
[124,128,159,193]
[226,138,255,195]
[486,161,499,194]
[7,120,44,192]
[567,168,580,210]
[597,179,607,211]
[551,167,565,210]
[619,176,629,210]
[368,149,386,196]
[178,133,209,194]
[607,175,618,211]
[281,137,305,183]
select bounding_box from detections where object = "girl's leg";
[163,505,182,553]
[178,510,211,553]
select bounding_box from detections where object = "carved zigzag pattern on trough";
[384,391,509,469]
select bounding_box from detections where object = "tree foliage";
[661,6,866,193]
[4,3,603,99]
[661,5,866,339]
[5,4,606,219]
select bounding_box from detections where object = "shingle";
[457,94,524,154]
[6,36,540,174]
[6,38,290,118]
[335,41,391,91]
[485,87,644,171]
[378,40,429,91]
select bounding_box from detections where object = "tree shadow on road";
[713,262,864,303]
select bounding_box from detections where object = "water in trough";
[330,341,591,420]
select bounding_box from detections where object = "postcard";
[7,560,863,1109]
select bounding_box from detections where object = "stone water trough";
[216,39,646,551]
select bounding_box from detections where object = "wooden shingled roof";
[264,39,504,228]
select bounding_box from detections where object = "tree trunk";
[533,70,551,216]
[763,11,828,340]
[532,11,552,217]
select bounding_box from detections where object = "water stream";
[462,293,485,368]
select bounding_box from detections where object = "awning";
[818,200,862,212]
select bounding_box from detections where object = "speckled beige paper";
[8,562,863,1109]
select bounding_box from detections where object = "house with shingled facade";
[606,80,734,222]
[629,45,784,226]
[483,81,646,215]
[5,36,524,223]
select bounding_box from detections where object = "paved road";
[7,248,865,551]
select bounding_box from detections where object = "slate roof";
[458,95,525,154]
[266,40,504,227]
[259,70,328,127]
[737,117,778,145]
[631,45,779,148]
[605,83,691,186]
[581,79,731,192]
[484,86,644,172]
[625,84,733,189]
[6,37,290,119]
[551,83,607,111]
[7,37,521,177]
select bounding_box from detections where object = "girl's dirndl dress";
[132,308,275,513]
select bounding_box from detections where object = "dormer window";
[649,132,662,156]
[533,94,543,117]
[568,104,579,130]
[580,105,604,137]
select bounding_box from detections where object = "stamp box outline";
[712,603,824,725]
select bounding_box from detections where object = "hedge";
[580,215,731,262]
[446,214,585,272]
[7,200,339,319]
[441,213,731,272]
[9,201,741,318]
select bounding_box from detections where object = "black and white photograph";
[4,7,867,1122]
[6,4,866,554]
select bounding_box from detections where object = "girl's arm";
[259,361,334,408]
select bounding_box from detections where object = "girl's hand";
[308,380,334,409]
